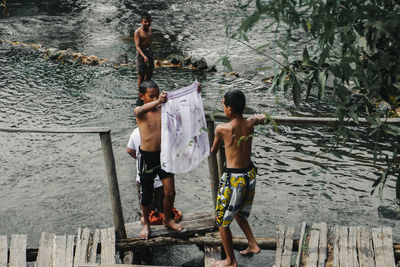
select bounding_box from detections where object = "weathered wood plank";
[9,234,27,267]
[348,226,359,267]
[204,246,222,267]
[79,264,180,267]
[65,235,75,267]
[78,228,90,264]
[281,226,294,267]
[89,229,100,264]
[307,223,320,267]
[333,225,339,267]
[295,222,307,267]
[125,212,216,239]
[371,227,385,266]
[0,235,7,267]
[382,227,395,267]
[37,232,55,267]
[275,225,285,267]
[357,226,374,267]
[0,127,110,134]
[53,235,67,267]
[74,228,82,267]
[338,226,349,267]
[100,227,115,264]
[318,222,327,267]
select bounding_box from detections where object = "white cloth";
[127,128,162,188]
[161,81,210,173]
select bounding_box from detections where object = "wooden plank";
[101,227,115,264]
[281,226,294,267]
[79,264,181,267]
[357,226,374,267]
[307,223,320,267]
[296,222,307,267]
[333,225,339,267]
[382,227,395,267]
[78,228,90,264]
[338,226,349,267]
[89,229,100,264]
[53,235,67,267]
[9,234,27,267]
[0,127,110,134]
[204,246,222,267]
[0,235,7,267]
[371,227,385,266]
[65,235,75,267]
[275,225,285,267]
[37,232,55,267]
[348,226,359,267]
[74,228,82,267]
[318,222,327,267]
[125,212,216,239]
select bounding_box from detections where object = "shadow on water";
[1,1,400,266]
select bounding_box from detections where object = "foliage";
[225,0,400,202]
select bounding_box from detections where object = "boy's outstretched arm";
[134,91,167,118]
[210,126,223,154]
[249,113,267,126]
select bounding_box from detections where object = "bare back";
[218,118,254,169]
[135,106,161,152]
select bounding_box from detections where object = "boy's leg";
[161,175,183,231]
[211,226,237,267]
[139,204,151,239]
[153,186,164,212]
[235,214,260,255]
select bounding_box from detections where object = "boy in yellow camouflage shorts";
[210,90,266,267]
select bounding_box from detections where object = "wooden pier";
[1,219,399,266]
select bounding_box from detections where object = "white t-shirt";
[127,128,163,188]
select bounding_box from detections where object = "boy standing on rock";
[134,12,154,89]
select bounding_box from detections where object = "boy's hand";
[197,83,202,93]
[159,91,167,103]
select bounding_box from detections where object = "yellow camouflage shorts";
[215,163,257,228]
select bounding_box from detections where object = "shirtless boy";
[134,12,154,89]
[134,80,183,239]
[210,90,266,267]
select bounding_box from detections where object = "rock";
[166,54,184,65]
[182,56,192,66]
[207,64,217,72]
[192,57,207,70]
[48,49,63,60]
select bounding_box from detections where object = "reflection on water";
[1,0,399,266]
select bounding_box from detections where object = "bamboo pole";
[99,131,127,240]
[204,112,400,126]
[206,120,219,207]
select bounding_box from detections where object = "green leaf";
[302,47,309,65]
[318,70,327,99]
[321,193,332,201]
[292,79,301,108]
[222,56,233,72]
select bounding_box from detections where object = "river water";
[1,1,399,266]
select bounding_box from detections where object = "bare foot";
[163,219,184,231]
[210,259,237,267]
[239,245,261,256]
[139,223,150,239]
[140,215,145,224]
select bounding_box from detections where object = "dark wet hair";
[141,12,152,21]
[139,80,159,94]
[224,90,246,114]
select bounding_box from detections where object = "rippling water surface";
[1,1,399,266]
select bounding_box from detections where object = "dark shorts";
[136,49,154,78]
[138,147,173,206]
[215,163,257,228]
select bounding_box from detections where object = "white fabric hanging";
[160,82,210,173]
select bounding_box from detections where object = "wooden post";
[99,131,127,240]
[206,120,219,207]
[216,145,225,178]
